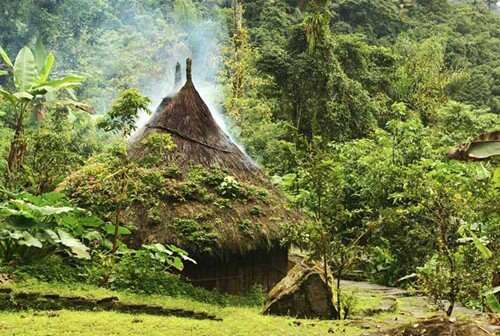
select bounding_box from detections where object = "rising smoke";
[124,2,250,155]
[43,1,237,143]
[128,3,235,141]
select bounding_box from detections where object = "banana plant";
[447,131,500,161]
[0,43,85,176]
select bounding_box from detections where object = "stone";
[361,298,398,316]
[0,289,223,321]
[42,293,60,299]
[0,287,13,294]
[262,260,336,319]
[15,291,37,299]
[96,296,119,304]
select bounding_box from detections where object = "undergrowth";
[0,255,265,308]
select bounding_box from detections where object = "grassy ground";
[0,280,485,336]
[0,310,366,336]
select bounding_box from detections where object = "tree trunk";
[233,0,243,34]
[322,254,335,319]
[111,201,122,254]
[7,113,26,176]
[337,269,342,319]
[111,166,128,254]
[445,247,457,316]
[321,250,340,319]
[232,0,244,98]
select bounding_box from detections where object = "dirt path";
[341,279,481,317]
[338,279,493,334]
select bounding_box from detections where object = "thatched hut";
[128,59,297,293]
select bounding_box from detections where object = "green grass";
[0,280,484,336]
[0,310,367,336]
[0,281,376,336]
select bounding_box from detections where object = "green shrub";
[172,218,218,254]
[3,255,84,283]
[367,245,399,286]
[0,191,103,264]
[138,133,175,167]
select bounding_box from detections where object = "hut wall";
[183,246,289,294]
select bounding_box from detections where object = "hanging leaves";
[447,131,500,161]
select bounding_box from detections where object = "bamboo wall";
[183,246,289,294]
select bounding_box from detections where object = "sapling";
[97,88,151,254]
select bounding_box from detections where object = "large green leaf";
[9,191,63,206]
[493,167,500,188]
[24,203,75,216]
[82,231,104,242]
[44,229,60,241]
[144,243,173,255]
[469,230,493,259]
[0,45,13,68]
[37,52,54,85]
[76,216,105,228]
[104,224,131,235]
[30,85,55,97]
[484,287,500,313]
[4,200,37,219]
[448,131,499,161]
[57,229,90,259]
[9,231,43,248]
[171,256,184,271]
[475,163,491,180]
[39,192,66,204]
[13,92,34,100]
[0,207,36,224]
[468,141,500,159]
[33,38,48,73]
[485,294,500,313]
[0,70,7,77]
[14,47,37,91]
[43,74,85,90]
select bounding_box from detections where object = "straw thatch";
[132,59,259,175]
[129,59,297,257]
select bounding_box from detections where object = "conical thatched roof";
[132,58,258,174]
[126,59,298,257]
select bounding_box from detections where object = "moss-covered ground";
[0,280,486,336]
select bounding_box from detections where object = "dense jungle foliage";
[0,0,499,319]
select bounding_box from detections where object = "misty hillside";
[0,1,499,335]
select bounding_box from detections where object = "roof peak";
[185,58,193,87]
[173,62,182,92]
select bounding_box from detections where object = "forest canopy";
[0,0,499,330]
